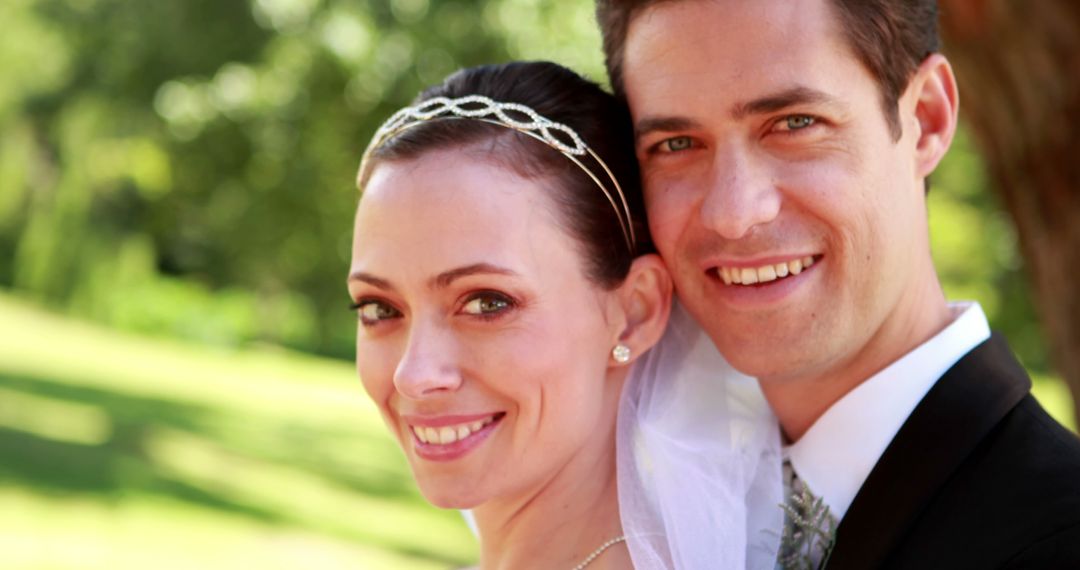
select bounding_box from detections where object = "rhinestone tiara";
[357,94,636,251]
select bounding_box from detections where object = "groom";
[596,0,1080,567]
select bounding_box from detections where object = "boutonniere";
[777,485,837,570]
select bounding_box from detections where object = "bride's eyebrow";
[347,271,396,292]
[431,263,518,290]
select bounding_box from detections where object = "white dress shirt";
[784,302,992,521]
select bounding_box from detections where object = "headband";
[357,95,637,252]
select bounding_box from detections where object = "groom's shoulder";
[944,335,1080,537]
[899,393,1080,566]
[980,391,1080,496]
[879,336,1080,567]
[979,391,1080,512]
[819,334,1079,568]
[954,334,1080,487]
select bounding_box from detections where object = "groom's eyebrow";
[635,116,702,143]
[732,86,840,119]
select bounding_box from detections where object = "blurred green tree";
[1,0,513,357]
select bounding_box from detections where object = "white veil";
[617,301,784,569]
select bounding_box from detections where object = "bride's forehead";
[362,152,557,214]
[350,211,583,293]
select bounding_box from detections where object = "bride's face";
[349,148,625,508]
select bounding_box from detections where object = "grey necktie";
[777,459,839,570]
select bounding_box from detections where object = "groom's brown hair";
[595,0,940,140]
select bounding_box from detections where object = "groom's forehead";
[609,0,876,100]
[622,0,850,63]
[621,0,861,100]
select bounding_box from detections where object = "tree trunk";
[941,0,1080,425]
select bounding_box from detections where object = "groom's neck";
[761,274,952,443]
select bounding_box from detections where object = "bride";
[348,61,782,569]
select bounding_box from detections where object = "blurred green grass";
[0,291,1072,570]
[0,293,478,569]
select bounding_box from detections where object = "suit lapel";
[824,334,1031,569]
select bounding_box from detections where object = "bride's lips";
[402,412,505,462]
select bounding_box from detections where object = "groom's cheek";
[643,179,697,252]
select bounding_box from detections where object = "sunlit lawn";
[0,294,1074,570]
[0,294,478,569]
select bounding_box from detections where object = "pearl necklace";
[571,535,627,570]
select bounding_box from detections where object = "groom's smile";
[712,255,819,286]
[699,251,826,310]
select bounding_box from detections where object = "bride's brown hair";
[358,61,651,289]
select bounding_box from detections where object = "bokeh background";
[0,0,1074,568]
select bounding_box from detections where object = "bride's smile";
[404,412,504,461]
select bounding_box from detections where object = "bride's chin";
[423,491,481,510]
[414,482,485,510]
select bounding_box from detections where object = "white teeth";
[411,416,496,446]
[716,257,817,287]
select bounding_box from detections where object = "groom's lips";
[702,254,823,307]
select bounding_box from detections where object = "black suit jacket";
[826,333,1080,569]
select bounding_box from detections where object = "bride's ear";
[611,254,673,366]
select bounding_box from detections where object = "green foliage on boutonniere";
[777,485,838,570]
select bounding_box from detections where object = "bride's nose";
[393,321,464,398]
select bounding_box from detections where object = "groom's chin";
[699,316,832,381]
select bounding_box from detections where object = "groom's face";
[622,0,929,381]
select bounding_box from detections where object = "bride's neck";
[472,395,624,569]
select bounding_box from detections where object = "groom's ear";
[612,254,672,366]
[907,53,959,181]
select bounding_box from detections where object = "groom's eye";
[775,115,817,132]
[660,136,694,152]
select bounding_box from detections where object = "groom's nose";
[393,321,464,398]
[699,144,781,240]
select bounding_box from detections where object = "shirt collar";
[784,302,991,521]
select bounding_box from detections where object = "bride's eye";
[461,291,514,319]
[351,299,401,326]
